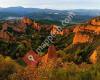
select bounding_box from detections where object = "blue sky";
[0,0,100,10]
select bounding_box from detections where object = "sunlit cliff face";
[32,21,41,31]
[73,32,93,44]
[2,23,8,31]
[22,17,33,25]
[50,25,62,35]
[22,17,41,31]
[73,25,100,35]
[74,17,100,34]
[50,25,70,36]
[73,17,100,44]
[89,46,100,64]
[89,50,97,64]
[41,45,57,64]
[0,32,15,41]
[90,18,100,26]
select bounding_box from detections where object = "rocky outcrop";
[73,32,93,44]
[32,21,41,31]
[89,50,97,64]
[50,25,70,36]
[22,17,33,25]
[21,17,42,31]
[73,17,100,44]
[50,25,63,35]
[88,17,100,26]
[73,25,100,35]
[63,28,70,35]
[89,46,100,64]
[41,45,57,64]
[0,32,15,41]
[2,23,9,31]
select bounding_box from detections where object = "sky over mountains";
[0,0,100,10]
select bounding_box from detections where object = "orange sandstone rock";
[41,45,57,64]
[22,17,33,25]
[90,19,100,26]
[2,23,9,31]
[32,22,41,31]
[73,25,100,35]
[89,50,97,64]
[73,32,93,44]
[50,25,63,35]
[0,32,15,41]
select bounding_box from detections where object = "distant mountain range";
[0,7,100,22]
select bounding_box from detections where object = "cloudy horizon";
[0,0,100,10]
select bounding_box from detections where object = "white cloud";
[0,0,100,9]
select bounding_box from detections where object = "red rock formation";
[89,18,100,26]
[50,25,70,36]
[89,50,97,64]
[73,17,100,44]
[42,45,57,64]
[89,46,100,64]
[21,17,42,31]
[50,25,63,35]
[13,27,25,33]
[73,25,100,35]
[0,32,15,41]
[32,21,41,31]
[63,28,70,36]
[22,17,33,25]
[2,23,9,31]
[47,45,57,59]
[73,32,93,44]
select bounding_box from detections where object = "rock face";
[21,17,71,34]
[47,45,57,59]
[0,32,15,41]
[89,50,97,64]
[63,28,70,35]
[22,17,33,25]
[2,23,9,31]
[42,45,57,64]
[50,25,70,36]
[50,25,63,35]
[32,21,41,31]
[13,25,26,33]
[73,25,100,35]
[73,17,100,44]
[14,21,26,33]
[89,46,100,64]
[88,17,100,26]
[22,17,41,31]
[73,32,93,44]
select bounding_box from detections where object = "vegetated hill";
[0,17,100,80]
[0,7,100,22]
[65,16,100,63]
[0,16,100,80]
[0,16,100,65]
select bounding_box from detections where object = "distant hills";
[0,7,100,22]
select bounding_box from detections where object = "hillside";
[0,16,100,80]
[0,7,100,22]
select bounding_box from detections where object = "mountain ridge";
[0,7,100,22]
